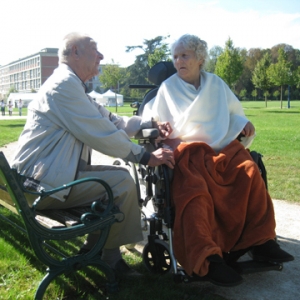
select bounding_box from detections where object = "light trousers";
[37,164,143,249]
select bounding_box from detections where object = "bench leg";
[34,259,118,299]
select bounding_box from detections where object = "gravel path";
[0,141,299,300]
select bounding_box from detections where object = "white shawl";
[143,72,254,151]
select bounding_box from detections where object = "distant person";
[18,99,23,116]
[12,32,174,277]
[7,101,13,116]
[1,100,5,116]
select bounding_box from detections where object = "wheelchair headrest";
[148,61,177,85]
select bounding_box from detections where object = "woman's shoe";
[249,240,294,263]
[201,254,243,287]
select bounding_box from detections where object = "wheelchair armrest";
[134,128,159,140]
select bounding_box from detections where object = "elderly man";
[12,32,174,276]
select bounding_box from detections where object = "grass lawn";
[241,100,300,202]
[0,100,299,299]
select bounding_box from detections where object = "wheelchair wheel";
[142,240,172,274]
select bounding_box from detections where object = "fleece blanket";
[171,140,276,277]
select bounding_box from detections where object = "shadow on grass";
[0,211,228,300]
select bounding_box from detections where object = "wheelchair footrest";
[234,260,283,274]
[173,260,283,285]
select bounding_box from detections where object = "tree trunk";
[265,93,268,107]
[280,85,283,109]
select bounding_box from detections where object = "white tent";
[88,90,103,103]
[101,89,123,107]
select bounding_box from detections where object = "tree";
[214,38,244,91]
[99,60,125,112]
[235,48,265,96]
[148,44,171,68]
[267,48,293,108]
[206,46,223,73]
[263,90,270,100]
[295,66,300,89]
[239,89,247,100]
[6,86,18,100]
[252,52,272,107]
[251,89,257,100]
[125,36,170,86]
[273,90,280,100]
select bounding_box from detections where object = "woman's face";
[173,44,202,87]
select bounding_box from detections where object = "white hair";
[171,34,208,70]
[58,32,94,64]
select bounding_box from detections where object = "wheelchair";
[128,61,282,284]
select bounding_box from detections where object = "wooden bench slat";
[1,186,87,229]
[0,198,18,214]
[35,214,66,228]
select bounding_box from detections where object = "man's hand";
[241,121,255,137]
[153,121,173,138]
[147,148,175,169]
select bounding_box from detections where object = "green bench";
[0,151,123,299]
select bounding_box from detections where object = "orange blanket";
[172,140,276,277]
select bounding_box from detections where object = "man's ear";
[72,45,78,56]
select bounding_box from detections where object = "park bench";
[0,151,123,299]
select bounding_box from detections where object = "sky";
[1,0,300,67]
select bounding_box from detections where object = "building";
[0,48,105,100]
[0,48,59,99]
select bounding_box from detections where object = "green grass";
[0,101,299,299]
[241,100,300,202]
[1,101,299,202]
[0,213,223,300]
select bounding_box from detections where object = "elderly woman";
[143,34,294,286]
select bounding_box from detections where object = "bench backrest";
[0,151,34,223]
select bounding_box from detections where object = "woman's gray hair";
[58,32,91,64]
[171,34,208,70]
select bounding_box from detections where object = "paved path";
[0,141,299,300]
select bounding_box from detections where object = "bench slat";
[1,186,87,229]
[0,198,18,214]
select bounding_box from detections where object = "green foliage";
[252,52,272,107]
[99,61,126,112]
[125,36,170,85]
[99,60,125,90]
[239,88,247,99]
[295,66,300,88]
[214,37,244,90]
[148,44,171,68]
[6,86,18,100]
[273,90,280,100]
[251,89,258,100]
[267,48,293,106]
[205,46,223,73]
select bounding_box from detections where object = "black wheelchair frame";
[129,61,282,284]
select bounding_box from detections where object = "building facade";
[0,48,59,99]
[0,48,104,100]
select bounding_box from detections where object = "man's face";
[79,39,104,81]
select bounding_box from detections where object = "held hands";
[241,121,255,137]
[148,148,175,169]
[153,121,173,138]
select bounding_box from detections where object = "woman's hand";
[241,121,255,137]
[153,121,173,138]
